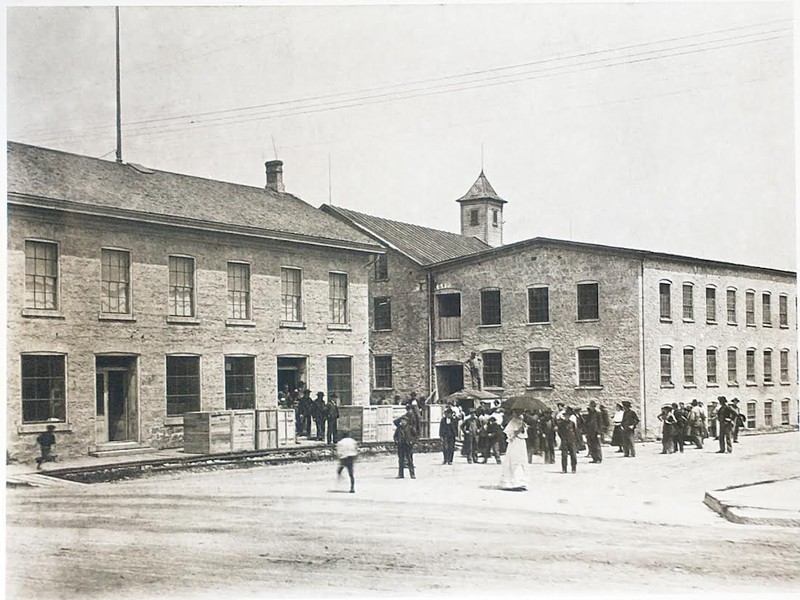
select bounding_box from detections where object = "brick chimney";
[265,160,284,192]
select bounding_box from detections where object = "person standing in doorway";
[466,352,483,391]
[394,405,418,478]
[620,400,639,458]
[325,394,340,444]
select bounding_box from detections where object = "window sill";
[374,387,394,392]
[327,323,352,331]
[660,317,673,323]
[727,321,737,326]
[280,321,306,330]
[764,382,775,387]
[526,385,554,391]
[164,416,186,426]
[763,324,773,328]
[575,385,603,391]
[745,382,758,387]
[373,328,392,333]
[21,309,65,319]
[746,323,757,328]
[167,316,200,325]
[17,422,71,434]
[682,318,695,324]
[99,313,136,322]
[727,382,739,387]
[683,384,697,389]
[435,338,463,343]
[780,381,791,386]
[661,383,675,389]
[484,387,504,393]
[577,318,600,323]
[706,320,717,325]
[226,319,256,327]
[478,324,502,329]
[374,278,389,283]
[780,324,789,329]
[526,321,550,326]
[707,383,719,388]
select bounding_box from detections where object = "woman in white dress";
[500,409,529,491]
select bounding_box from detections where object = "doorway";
[436,364,464,400]
[95,355,138,443]
[277,356,307,398]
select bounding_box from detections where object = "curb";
[704,476,800,527]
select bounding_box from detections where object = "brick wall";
[7,206,372,460]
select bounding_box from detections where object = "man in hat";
[325,394,340,444]
[394,404,418,478]
[298,389,313,437]
[731,398,745,443]
[556,406,579,473]
[658,404,677,454]
[584,401,603,463]
[312,392,327,441]
[716,396,736,453]
[620,400,639,457]
[687,400,705,449]
[707,400,719,439]
[439,406,458,465]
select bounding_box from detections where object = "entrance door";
[277,356,307,397]
[436,364,465,399]
[96,356,138,444]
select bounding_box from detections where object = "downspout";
[639,259,647,437]
[428,270,436,400]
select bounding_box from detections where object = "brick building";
[325,171,798,438]
[6,142,382,460]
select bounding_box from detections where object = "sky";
[5,1,796,271]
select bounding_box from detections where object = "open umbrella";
[502,395,549,413]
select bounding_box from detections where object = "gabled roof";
[456,170,506,204]
[7,142,381,253]
[320,205,490,266]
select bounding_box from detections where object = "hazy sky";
[6,2,795,270]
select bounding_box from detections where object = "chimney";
[264,160,284,192]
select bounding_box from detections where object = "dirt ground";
[6,432,800,600]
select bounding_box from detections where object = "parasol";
[502,395,549,413]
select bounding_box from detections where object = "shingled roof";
[456,170,506,204]
[321,205,490,266]
[7,142,380,252]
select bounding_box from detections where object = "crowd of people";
[278,383,340,444]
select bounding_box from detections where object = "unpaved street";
[7,432,800,599]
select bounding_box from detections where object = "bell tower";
[456,170,506,247]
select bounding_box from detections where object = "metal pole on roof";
[115,6,123,164]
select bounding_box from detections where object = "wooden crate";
[256,409,278,450]
[276,409,296,446]
[230,410,256,452]
[361,406,378,442]
[423,404,444,439]
[183,411,233,454]
[338,406,364,441]
[376,406,395,442]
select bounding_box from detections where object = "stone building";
[6,142,382,460]
[326,171,798,438]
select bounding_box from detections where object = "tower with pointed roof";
[456,170,507,247]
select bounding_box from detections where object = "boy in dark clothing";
[394,406,418,478]
[482,417,503,464]
[35,425,57,470]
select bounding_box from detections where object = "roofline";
[9,193,385,255]
[456,197,508,204]
[319,204,425,266]
[428,236,797,278]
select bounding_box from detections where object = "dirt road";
[7,432,799,599]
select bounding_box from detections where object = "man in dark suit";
[439,407,458,465]
[325,394,340,444]
[312,392,326,441]
[394,405,418,478]
[584,401,603,463]
[620,400,639,458]
[716,396,736,453]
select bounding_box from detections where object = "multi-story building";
[326,171,798,438]
[6,142,382,460]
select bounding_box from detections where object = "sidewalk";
[704,476,800,527]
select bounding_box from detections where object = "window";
[166,356,200,415]
[683,348,694,385]
[225,356,255,409]
[705,286,716,323]
[764,401,773,427]
[726,289,737,324]
[762,293,772,326]
[706,348,718,384]
[660,347,672,386]
[578,348,601,387]
[281,267,302,322]
[781,400,790,425]
[374,355,392,389]
[329,272,349,324]
[374,254,388,281]
[482,352,503,388]
[492,210,499,227]
[101,249,131,314]
[168,256,195,317]
[327,357,352,406]
[763,350,773,384]
[21,354,66,423]
[25,241,58,310]
[480,289,501,326]
[779,294,788,327]
[746,349,756,383]
[227,262,250,320]
[745,291,755,325]
[780,350,790,383]
[727,348,738,385]
[527,286,549,323]
[374,297,392,331]
[746,401,756,429]
[681,283,693,321]
[436,292,461,340]
[470,209,479,226]
[659,282,671,320]
[577,283,599,321]
[529,350,551,387]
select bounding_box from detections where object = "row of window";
[741,399,794,428]
[19,354,354,424]
[659,281,791,328]
[24,241,351,325]
[374,348,602,389]
[660,346,794,388]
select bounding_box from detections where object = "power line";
[16,19,789,141]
